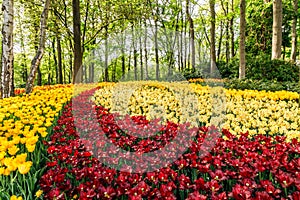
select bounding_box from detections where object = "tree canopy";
[0,0,299,97]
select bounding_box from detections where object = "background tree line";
[0,0,298,97]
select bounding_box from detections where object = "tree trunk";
[121,31,126,79]
[121,49,125,79]
[127,51,131,80]
[112,60,116,82]
[144,23,149,79]
[186,0,195,70]
[84,65,87,83]
[198,39,202,62]
[291,0,298,62]
[282,26,286,59]
[239,0,246,79]
[132,25,138,81]
[271,0,282,60]
[62,43,65,84]
[1,0,14,98]
[225,21,230,63]
[52,38,58,83]
[72,0,83,83]
[47,51,51,85]
[139,22,144,80]
[155,20,160,80]
[183,16,187,70]
[69,40,73,84]
[230,0,235,58]
[34,24,42,86]
[217,21,224,61]
[177,30,181,72]
[89,39,96,83]
[57,36,63,84]
[37,65,42,86]
[221,0,230,64]
[209,0,217,74]
[25,0,50,94]
[104,34,109,82]
[180,9,184,71]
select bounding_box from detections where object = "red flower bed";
[40,89,300,199]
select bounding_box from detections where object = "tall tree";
[57,36,63,84]
[25,0,50,94]
[72,0,83,83]
[290,0,298,62]
[209,0,217,74]
[89,39,96,83]
[144,22,149,80]
[139,21,143,80]
[221,0,230,63]
[239,0,246,79]
[132,24,138,80]
[186,0,195,70]
[1,0,14,98]
[230,0,235,58]
[271,0,282,59]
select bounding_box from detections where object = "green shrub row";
[224,79,300,93]
[216,54,300,82]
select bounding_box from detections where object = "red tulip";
[276,170,294,188]
[231,184,252,200]
[186,191,207,200]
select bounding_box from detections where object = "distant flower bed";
[93,81,300,141]
[40,89,300,199]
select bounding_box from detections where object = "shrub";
[246,55,299,82]
[216,55,299,82]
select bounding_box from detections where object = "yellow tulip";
[4,168,11,176]
[0,167,4,175]
[8,145,19,156]
[0,151,6,160]
[18,161,32,175]
[35,190,43,198]
[26,144,36,153]
[14,153,27,164]
[10,195,22,200]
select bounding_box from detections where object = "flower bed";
[0,85,73,199]
[40,89,300,199]
[93,82,300,141]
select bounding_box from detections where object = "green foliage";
[246,55,299,82]
[224,79,300,93]
[182,68,203,79]
[216,54,299,82]
[246,0,273,56]
[191,78,300,93]
[216,58,239,79]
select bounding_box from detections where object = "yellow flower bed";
[0,85,73,176]
[93,81,201,126]
[93,81,300,141]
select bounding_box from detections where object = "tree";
[1,0,14,98]
[25,0,51,94]
[186,0,195,70]
[57,36,63,84]
[230,0,235,58]
[221,0,230,63]
[271,0,282,59]
[290,0,298,62]
[209,0,217,74]
[72,0,83,83]
[239,0,246,79]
